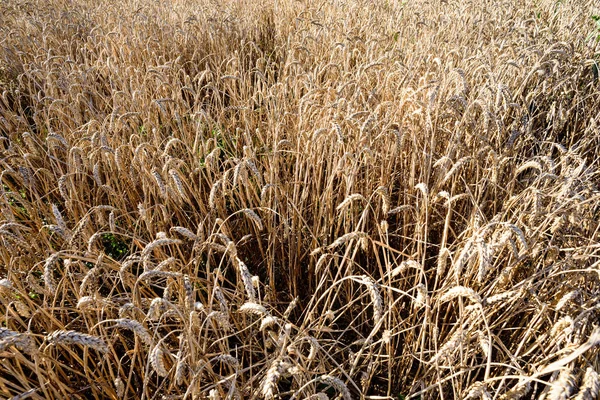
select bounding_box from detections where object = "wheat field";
[1,0,600,398]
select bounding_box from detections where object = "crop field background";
[1,0,600,398]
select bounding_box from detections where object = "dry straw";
[2,0,600,398]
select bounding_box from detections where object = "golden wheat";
[1,0,599,398]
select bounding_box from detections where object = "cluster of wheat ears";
[0,0,600,398]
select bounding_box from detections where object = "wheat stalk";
[547,367,577,400]
[262,358,283,399]
[235,257,256,302]
[114,319,153,346]
[337,193,367,212]
[318,375,351,400]
[46,330,108,353]
[240,302,267,316]
[150,343,170,377]
[440,286,482,305]
[8,389,37,400]
[574,367,600,400]
[43,253,59,293]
